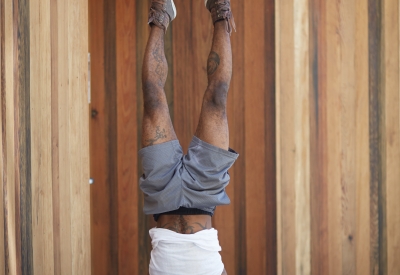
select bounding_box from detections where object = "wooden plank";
[16,0,33,273]
[0,0,5,272]
[309,0,330,274]
[57,0,72,273]
[383,0,400,273]
[103,0,119,273]
[50,0,61,273]
[275,0,282,273]
[135,1,151,273]
[89,0,113,273]
[224,0,246,273]
[325,0,343,274]
[5,0,17,272]
[29,0,55,273]
[264,0,277,273]
[368,0,385,274]
[338,0,357,274]
[115,0,138,273]
[244,0,267,274]
[277,0,296,273]
[355,0,371,274]
[293,0,311,274]
[68,0,91,273]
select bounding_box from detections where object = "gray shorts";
[139,136,239,215]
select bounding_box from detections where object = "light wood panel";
[277,0,400,274]
[1,0,90,273]
[384,0,400,274]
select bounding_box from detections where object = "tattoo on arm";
[145,126,167,146]
[152,36,167,88]
[207,51,220,75]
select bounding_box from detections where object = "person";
[139,0,237,274]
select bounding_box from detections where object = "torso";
[156,214,212,234]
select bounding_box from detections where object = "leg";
[142,25,177,148]
[195,20,233,150]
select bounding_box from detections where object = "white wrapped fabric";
[149,228,225,275]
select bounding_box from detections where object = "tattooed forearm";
[207,51,220,75]
[145,126,167,146]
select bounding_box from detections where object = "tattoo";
[207,51,220,75]
[159,216,209,234]
[145,126,167,146]
[151,36,167,87]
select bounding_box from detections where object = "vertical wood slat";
[68,0,91,273]
[294,0,310,273]
[355,0,371,274]
[0,0,5,272]
[277,0,297,273]
[135,1,151,274]
[244,0,267,274]
[116,0,138,274]
[325,1,343,274]
[89,0,111,273]
[383,0,400,274]
[264,0,277,273]
[338,0,357,273]
[368,0,385,274]
[15,0,32,273]
[30,0,55,273]
[3,0,17,273]
[56,0,73,273]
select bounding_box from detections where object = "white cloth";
[149,228,225,275]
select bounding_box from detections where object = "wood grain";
[294,0,311,274]
[244,0,267,274]
[30,0,55,273]
[325,1,343,274]
[278,0,296,273]
[135,1,152,274]
[309,0,330,274]
[339,0,357,273]
[355,0,371,274]
[68,0,90,272]
[383,0,400,274]
[16,0,33,273]
[4,0,17,272]
[89,0,113,273]
[264,0,278,273]
[116,0,138,273]
[57,0,73,273]
[0,0,5,272]
[368,0,385,274]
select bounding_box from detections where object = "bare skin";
[142,19,232,275]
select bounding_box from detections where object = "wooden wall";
[276,0,400,274]
[0,0,91,274]
[89,0,276,274]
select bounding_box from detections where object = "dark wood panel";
[368,0,386,274]
[89,0,112,274]
[309,0,329,274]
[15,0,32,273]
[264,0,277,273]
[115,0,138,274]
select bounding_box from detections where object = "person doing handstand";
[139,1,237,274]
